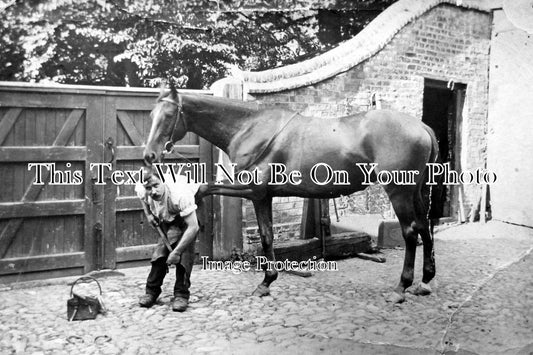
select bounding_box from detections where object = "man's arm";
[166,211,199,265]
[136,183,159,228]
[141,200,159,228]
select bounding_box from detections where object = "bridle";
[158,95,186,154]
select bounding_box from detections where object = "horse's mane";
[156,88,260,113]
[184,93,260,112]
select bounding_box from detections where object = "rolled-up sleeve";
[177,193,197,217]
[135,182,147,201]
[167,183,197,217]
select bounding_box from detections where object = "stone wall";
[241,4,491,246]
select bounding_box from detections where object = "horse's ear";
[159,80,167,97]
[168,78,178,99]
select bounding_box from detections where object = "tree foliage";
[0,0,397,89]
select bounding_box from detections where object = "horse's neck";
[183,95,256,152]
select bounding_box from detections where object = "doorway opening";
[422,78,466,221]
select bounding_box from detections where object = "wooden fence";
[0,82,214,282]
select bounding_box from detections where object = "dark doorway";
[422,78,466,220]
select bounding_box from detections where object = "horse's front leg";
[251,197,278,297]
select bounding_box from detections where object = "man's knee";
[151,256,168,268]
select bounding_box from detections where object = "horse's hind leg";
[387,190,419,303]
[411,221,435,296]
[410,191,436,295]
[406,176,436,296]
[251,197,278,297]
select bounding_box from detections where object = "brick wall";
[243,4,491,246]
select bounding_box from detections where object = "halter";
[159,95,186,154]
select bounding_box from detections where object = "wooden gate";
[0,83,213,282]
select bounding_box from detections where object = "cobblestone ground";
[0,221,532,355]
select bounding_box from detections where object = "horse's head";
[143,82,188,166]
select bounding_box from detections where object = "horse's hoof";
[411,282,432,296]
[385,292,405,304]
[251,284,270,297]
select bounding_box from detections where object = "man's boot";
[139,294,158,308]
[172,297,188,312]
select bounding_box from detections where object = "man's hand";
[167,250,181,265]
[166,212,198,266]
[147,215,159,228]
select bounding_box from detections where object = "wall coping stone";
[217,0,499,94]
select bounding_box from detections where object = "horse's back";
[290,109,432,163]
[359,110,433,169]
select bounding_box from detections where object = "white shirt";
[135,174,200,223]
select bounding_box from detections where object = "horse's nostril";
[143,152,156,165]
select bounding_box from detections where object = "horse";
[143,82,440,303]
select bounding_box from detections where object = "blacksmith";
[135,167,201,312]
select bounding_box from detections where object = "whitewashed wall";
[487,10,533,227]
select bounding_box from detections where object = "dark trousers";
[145,233,196,300]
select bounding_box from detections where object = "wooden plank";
[0,92,88,109]
[48,107,59,147]
[116,196,143,212]
[116,145,199,160]
[116,244,157,262]
[0,109,84,258]
[23,110,83,204]
[117,111,144,146]
[0,200,85,219]
[212,81,243,260]
[0,82,210,96]
[84,96,105,272]
[0,252,85,275]
[0,267,83,283]
[35,106,45,146]
[73,108,85,146]
[0,199,43,257]
[115,146,144,160]
[300,199,313,239]
[0,162,9,202]
[54,109,84,146]
[13,110,26,200]
[300,199,322,239]
[0,147,86,162]
[452,87,466,222]
[0,221,24,258]
[0,86,214,277]
[129,199,143,248]
[354,253,386,263]
[102,96,117,269]
[0,108,22,146]
[115,102,156,111]
[25,107,36,146]
[274,232,371,262]
[118,205,136,248]
[198,137,214,259]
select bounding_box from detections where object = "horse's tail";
[415,124,443,232]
